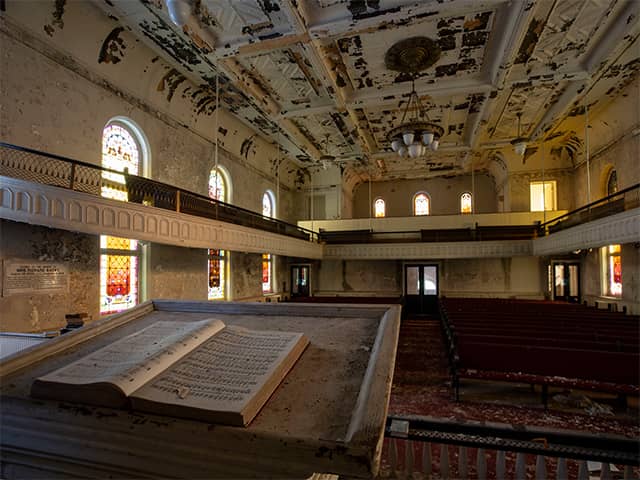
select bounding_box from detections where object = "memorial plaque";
[2,260,69,296]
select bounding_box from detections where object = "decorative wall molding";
[0,176,322,259]
[533,207,640,256]
[323,240,532,260]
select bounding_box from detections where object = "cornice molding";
[533,207,640,256]
[323,239,532,260]
[0,176,322,259]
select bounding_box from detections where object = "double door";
[552,262,580,303]
[404,264,439,315]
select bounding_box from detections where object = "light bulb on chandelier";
[387,78,443,158]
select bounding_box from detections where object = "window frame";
[100,118,148,315]
[374,197,386,218]
[413,192,431,216]
[460,192,472,214]
[529,180,557,212]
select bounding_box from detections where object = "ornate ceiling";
[95,0,639,181]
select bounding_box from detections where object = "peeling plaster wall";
[232,253,263,300]
[314,257,544,299]
[316,260,402,296]
[352,174,497,218]
[0,220,100,332]
[440,257,543,298]
[0,5,299,219]
[146,244,207,301]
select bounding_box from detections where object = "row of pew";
[440,297,640,406]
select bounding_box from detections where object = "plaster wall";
[0,7,299,220]
[314,257,543,299]
[146,244,207,301]
[0,220,100,332]
[351,174,497,218]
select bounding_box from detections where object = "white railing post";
[404,440,414,478]
[389,438,398,477]
[515,452,526,479]
[578,460,589,480]
[421,442,432,478]
[458,446,468,479]
[535,455,546,479]
[495,450,505,480]
[556,457,567,479]
[477,447,487,480]
[440,444,449,479]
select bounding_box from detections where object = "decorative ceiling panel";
[90,0,638,182]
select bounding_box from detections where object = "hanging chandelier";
[511,112,529,156]
[386,78,444,157]
[384,37,443,158]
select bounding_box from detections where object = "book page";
[36,319,225,397]
[131,326,308,424]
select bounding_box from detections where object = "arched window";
[602,244,622,297]
[208,167,230,300]
[606,169,617,196]
[262,191,275,293]
[100,119,148,314]
[413,192,430,216]
[374,198,386,218]
[460,192,472,214]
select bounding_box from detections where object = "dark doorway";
[552,262,580,303]
[404,264,439,315]
[291,265,310,297]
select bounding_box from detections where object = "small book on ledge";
[31,319,309,426]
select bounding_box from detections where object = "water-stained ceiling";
[95,0,639,181]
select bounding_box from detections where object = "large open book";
[31,319,309,426]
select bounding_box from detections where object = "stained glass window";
[262,253,272,293]
[208,249,226,300]
[607,169,617,196]
[100,121,143,314]
[374,198,385,218]
[460,192,472,214]
[262,191,275,293]
[602,244,622,297]
[413,192,430,216]
[208,168,228,300]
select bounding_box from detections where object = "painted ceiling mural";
[44,0,640,182]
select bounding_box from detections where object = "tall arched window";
[100,119,147,314]
[208,167,230,300]
[374,198,386,218]
[262,190,275,293]
[460,192,472,214]
[413,192,430,216]
[606,169,617,196]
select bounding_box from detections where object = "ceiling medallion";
[385,37,443,158]
[384,37,441,73]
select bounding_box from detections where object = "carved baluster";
[495,450,505,480]
[515,452,526,479]
[623,465,633,479]
[440,444,449,479]
[600,463,611,480]
[476,447,486,480]
[556,458,567,479]
[535,455,546,479]
[577,460,589,480]
[421,442,432,478]
[404,440,414,478]
[457,446,467,479]
[389,438,398,477]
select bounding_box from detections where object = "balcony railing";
[540,183,640,235]
[379,415,638,479]
[0,142,317,243]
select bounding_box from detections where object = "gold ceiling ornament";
[384,37,441,73]
[385,37,443,158]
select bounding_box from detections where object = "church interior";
[1,0,639,478]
